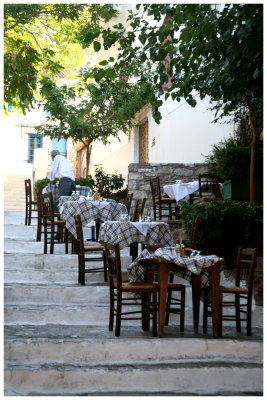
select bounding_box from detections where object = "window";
[28,134,43,163]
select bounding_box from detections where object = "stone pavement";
[4,211,263,396]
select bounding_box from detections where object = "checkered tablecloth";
[99,221,174,250]
[60,198,128,237]
[127,246,223,288]
[43,185,91,202]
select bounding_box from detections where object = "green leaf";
[93,41,101,52]
[99,60,108,66]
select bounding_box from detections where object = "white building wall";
[150,95,232,163]
[3,107,51,176]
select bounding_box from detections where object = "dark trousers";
[59,177,76,197]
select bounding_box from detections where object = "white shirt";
[48,155,75,181]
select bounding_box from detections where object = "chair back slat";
[74,214,84,256]
[198,174,222,199]
[132,198,146,221]
[124,193,133,214]
[104,242,122,287]
[235,247,258,288]
[41,192,54,220]
[25,179,32,202]
[150,176,161,202]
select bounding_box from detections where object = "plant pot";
[223,180,263,201]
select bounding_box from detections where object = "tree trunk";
[243,94,262,206]
[250,133,257,206]
[85,142,92,178]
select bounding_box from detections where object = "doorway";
[139,120,148,163]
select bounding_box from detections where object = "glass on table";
[119,213,128,221]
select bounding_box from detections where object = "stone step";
[4,252,132,271]
[4,355,263,396]
[4,325,263,396]
[4,224,94,241]
[4,284,110,305]
[5,324,263,362]
[4,211,33,225]
[4,240,104,255]
[4,268,108,285]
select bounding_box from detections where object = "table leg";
[191,275,201,333]
[211,265,222,338]
[158,265,169,337]
[131,242,138,261]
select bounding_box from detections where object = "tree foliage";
[4,3,117,114]
[36,67,157,176]
[85,3,263,204]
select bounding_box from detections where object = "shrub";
[35,177,58,190]
[180,200,263,265]
[88,164,127,200]
[35,165,128,200]
[206,137,263,182]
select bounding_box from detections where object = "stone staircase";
[4,175,32,211]
[4,212,263,396]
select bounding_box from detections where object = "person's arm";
[48,156,60,181]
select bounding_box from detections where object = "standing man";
[48,150,76,197]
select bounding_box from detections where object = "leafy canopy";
[4,3,117,114]
[82,4,262,124]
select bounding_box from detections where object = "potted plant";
[206,128,263,201]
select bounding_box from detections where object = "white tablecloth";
[164,181,199,202]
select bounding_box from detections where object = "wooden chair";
[36,187,43,242]
[141,244,186,332]
[150,176,179,221]
[104,242,157,337]
[24,179,38,225]
[165,217,200,328]
[203,247,258,336]
[193,174,222,202]
[41,192,68,254]
[124,192,133,214]
[132,198,147,221]
[74,214,107,285]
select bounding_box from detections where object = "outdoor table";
[128,247,223,338]
[42,185,91,203]
[59,197,128,238]
[98,220,174,260]
[163,181,199,203]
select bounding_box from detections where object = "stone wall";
[128,163,211,217]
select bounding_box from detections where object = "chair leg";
[203,288,209,334]
[25,204,28,225]
[80,254,85,285]
[36,213,41,242]
[109,287,114,332]
[235,293,241,332]
[44,223,48,254]
[50,225,54,254]
[142,292,150,332]
[65,228,68,254]
[115,292,121,336]
[78,255,82,284]
[180,286,185,332]
[153,286,158,337]
[103,251,108,282]
[28,206,32,226]
[246,296,252,336]
[165,289,172,326]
